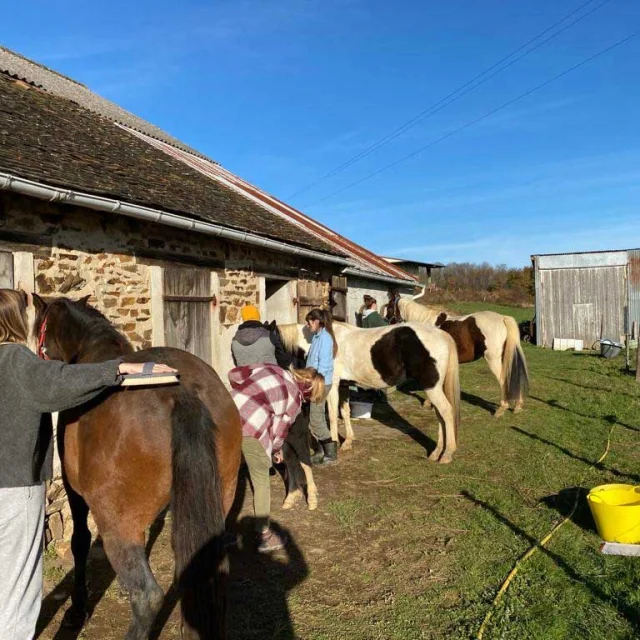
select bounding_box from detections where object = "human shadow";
[372,392,436,455]
[529,395,640,433]
[511,427,640,483]
[462,490,640,635]
[227,518,309,639]
[37,509,168,639]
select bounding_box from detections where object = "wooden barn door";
[164,267,212,364]
[330,275,347,321]
[296,280,328,323]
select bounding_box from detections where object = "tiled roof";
[0,73,338,254]
[0,46,416,282]
[0,46,208,159]
[123,125,416,281]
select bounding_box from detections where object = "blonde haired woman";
[0,289,175,638]
[229,363,324,552]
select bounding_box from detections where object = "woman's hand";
[118,363,178,376]
[272,450,284,464]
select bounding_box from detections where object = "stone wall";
[0,192,337,557]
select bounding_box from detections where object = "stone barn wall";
[0,192,337,557]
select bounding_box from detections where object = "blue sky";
[3,0,640,266]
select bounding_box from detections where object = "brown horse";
[387,293,529,416]
[33,295,242,639]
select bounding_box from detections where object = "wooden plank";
[163,295,214,303]
[0,251,14,288]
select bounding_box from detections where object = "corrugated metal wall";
[537,264,627,347]
[628,249,640,337]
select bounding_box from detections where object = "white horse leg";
[485,352,509,417]
[425,390,444,461]
[299,462,318,510]
[339,390,354,451]
[426,388,456,464]
[327,383,340,443]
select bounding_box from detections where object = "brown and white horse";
[387,294,529,416]
[277,321,461,463]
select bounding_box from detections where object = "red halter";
[37,314,50,360]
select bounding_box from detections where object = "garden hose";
[476,424,615,639]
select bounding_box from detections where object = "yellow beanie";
[241,305,261,322]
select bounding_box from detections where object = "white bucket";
[350,400,373,419]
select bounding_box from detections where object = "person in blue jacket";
[305,308,338,465]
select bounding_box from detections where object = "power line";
[288,0,612,200]
[303,29,639,208]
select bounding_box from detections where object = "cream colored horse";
[278,321,461,463]
[389,296,529,416]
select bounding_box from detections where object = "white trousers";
[0,484,45,640]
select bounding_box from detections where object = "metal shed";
[532,249,640,348]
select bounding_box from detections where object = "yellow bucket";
[587,484,640,543]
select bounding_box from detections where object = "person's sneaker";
[257,528,287,553]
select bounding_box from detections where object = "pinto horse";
[277,321,461,463]
[387,294,529,416]
[33,295,242,640]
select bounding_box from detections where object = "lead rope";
[476,423,615,639]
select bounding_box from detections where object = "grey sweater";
[0,344,122,488]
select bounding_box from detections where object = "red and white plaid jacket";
[228,364,305,457]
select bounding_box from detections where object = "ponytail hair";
[305,308,338,358]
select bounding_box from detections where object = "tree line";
[423,262,534,306]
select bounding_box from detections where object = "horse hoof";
[427,450,442,461]
[494,408,506,418]
[438,454,453,464]
[282,492,301,510]
[340,440,353,451]
[513,405,523,414]
[307,497,318,511]
[62,606,88,629]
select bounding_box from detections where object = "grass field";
[39,303,640,640]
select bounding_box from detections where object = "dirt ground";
[37,397,430,640]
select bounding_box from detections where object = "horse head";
[33,294,132,363]
[385,291,403,324]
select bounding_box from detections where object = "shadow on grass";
[461,391,497,415]
[462,490,640,636]
[37,511,168,639]
[539,374,640,400]
[539,487,597,535]
[371,396,436,455]
[511,427,640,483]
[529,395,640,433]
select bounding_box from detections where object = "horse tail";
[443,333,461,441]
[171,392,227,639]
[502,315,529,404]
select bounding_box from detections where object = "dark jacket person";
[231,305,292,369]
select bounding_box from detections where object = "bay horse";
[387,294,529,417]
[32,294,242,639]
[277,321,461,463]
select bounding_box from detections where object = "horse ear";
[75,295,91,309]
[32,293,47,314]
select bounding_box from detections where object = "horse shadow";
[374,384,436,454]
[460,391,497,415]
[511,426,640,483]
[461,490,640,635]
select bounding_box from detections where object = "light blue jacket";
[306,328,334,386]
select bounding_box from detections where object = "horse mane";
[398,298,449,324]
[51,298,133,357]
[277,323,304,355]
